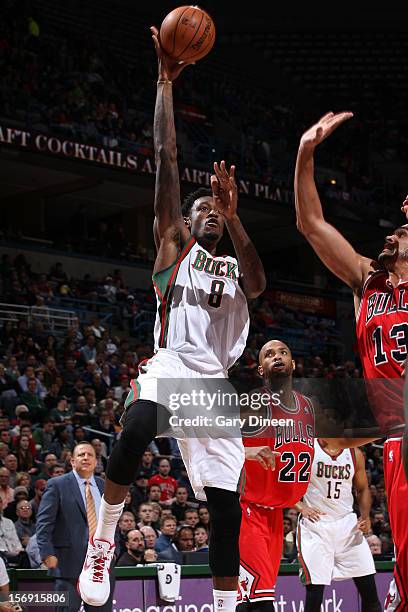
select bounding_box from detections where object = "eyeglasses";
[18,506,31,510]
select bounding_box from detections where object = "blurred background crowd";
[0,251,392,568]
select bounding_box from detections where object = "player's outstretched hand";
[357,517,371,534]
[245,445,281,470]
[299,112,354,152]
[211,161,238,221]
[150,26,195,82]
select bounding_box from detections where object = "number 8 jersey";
[356,270,405,432]
[152,237,249,374]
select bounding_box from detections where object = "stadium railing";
[0,303,77,337]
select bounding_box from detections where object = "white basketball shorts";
[128,348,244,502]
[297,512,375,585]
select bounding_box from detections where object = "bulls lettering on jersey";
[356,271,405,431]
[303,440,356,521]
[240,390,314,508]
[152,238,249,374]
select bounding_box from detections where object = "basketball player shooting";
[78,25,266,612]
[295,111,408,611]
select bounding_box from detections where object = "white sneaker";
[77,537,115,606]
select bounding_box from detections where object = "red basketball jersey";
[356,271,405,432]
[240,390,315,508]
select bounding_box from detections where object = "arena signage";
[0,124,293,204]
[268,289,337,317]
[19,572,393,612]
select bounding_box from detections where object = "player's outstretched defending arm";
[150,26,193,270]
[211,161,266,298]
[295,112,374,293]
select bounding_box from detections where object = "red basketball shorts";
[384,438,408,611]
[237,501,283,604]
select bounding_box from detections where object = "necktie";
[85,480,97,538]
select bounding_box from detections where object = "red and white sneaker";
[77,537,115,606]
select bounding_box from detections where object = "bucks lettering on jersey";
[303,440,356,521]
[152,237,249,374]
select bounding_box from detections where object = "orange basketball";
[159,5,216,63]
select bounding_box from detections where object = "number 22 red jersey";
[356,271,405,432]
[239,389,315,508]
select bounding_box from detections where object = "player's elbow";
[296,217,307,235]
[296,216,318,238]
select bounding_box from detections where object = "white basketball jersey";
[303,439,356,521]
[152,237,249,374]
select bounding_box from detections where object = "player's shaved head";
[259,339,292,364]
[258,339,295,381]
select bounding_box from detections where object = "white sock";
[94,496,125,544]
[213,589,237,612]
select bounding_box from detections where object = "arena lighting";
[330,178,337,184]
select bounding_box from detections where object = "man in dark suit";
[36,442,114,611]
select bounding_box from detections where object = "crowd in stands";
[0,250,392,567]
[1,251,345,359]
[0,0,406,226]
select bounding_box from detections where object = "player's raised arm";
[211,161,266,298]
[295,112,374,292]
[151,27,192,267]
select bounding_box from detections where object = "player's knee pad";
[106,399,160,485]
[305,584,325,612]
[204,487,242,576]
[118,400,159,454]
[205,487,242,537]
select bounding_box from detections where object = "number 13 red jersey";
[355,271,406,432]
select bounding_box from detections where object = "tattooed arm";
[211,161,266,298]
[150,26,192,272]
